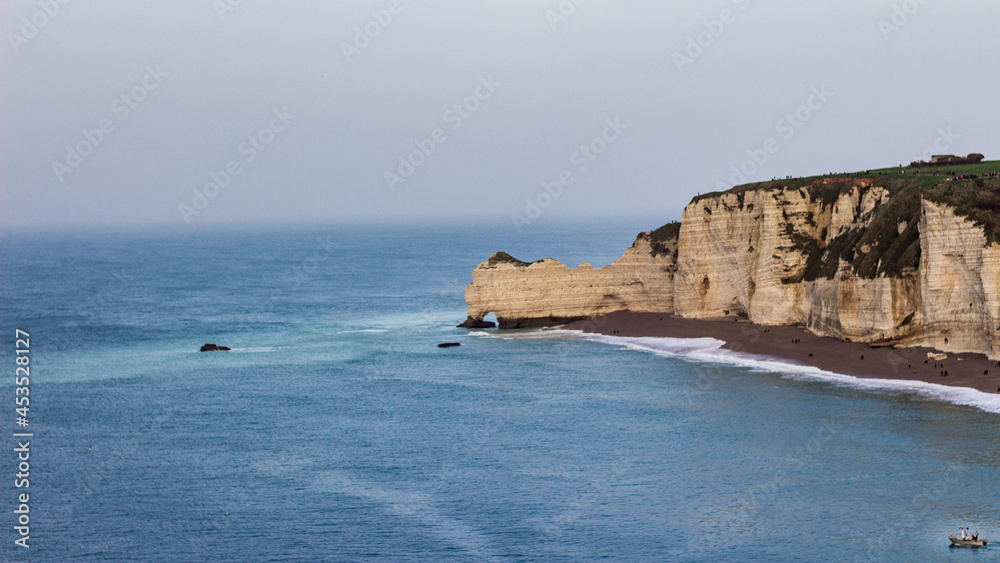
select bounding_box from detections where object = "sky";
[2,0,999,230]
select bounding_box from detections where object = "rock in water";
[438,342,461,348]
[200,343,231,352]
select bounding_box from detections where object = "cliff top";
[637,222,680,260]
[693,159,1000,204]
[484,252,539,268]
[680,160,1000,281]
[692,160,1000,202]
[691,160,1000,242]
[480,161,1000,279]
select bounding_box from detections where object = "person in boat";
[960,527,968,540]
[973,530,979,541]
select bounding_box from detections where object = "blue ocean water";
[0,220,998,562]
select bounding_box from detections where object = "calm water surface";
[0,221,997,562]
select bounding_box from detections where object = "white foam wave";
[584,333,727,355]
[338,329,390,334]
[552,330,1000,415]
[473,328,589,341]
[348,310,468,331]
[227,346,281,353]
[463,331,494,338]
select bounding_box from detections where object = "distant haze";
[2,0,998,229]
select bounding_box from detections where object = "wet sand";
[564,311,1000,395]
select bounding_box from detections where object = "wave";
[532,330,1000,415]
[338,329,390,334]
[341,310,468,332]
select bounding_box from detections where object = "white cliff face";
[801,274,921,344]
[673,180,890,325]
[463,234,676,328]
[462,177,1000,358]
[668,182,1000,357]
[918,200,1000,357]
[799,183,921,343]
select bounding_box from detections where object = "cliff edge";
[459,225,678,329]
[462,164,1000,358]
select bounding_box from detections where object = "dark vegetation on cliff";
[478,163,1000,283]
[812,174,1000,280]
[696,161,1000,281]
[484,252,537,268]
[924,179,1000,243]
[482,226,683,270]
[641,221,681,260]
[691,177,846,207]
[805,187,923,280]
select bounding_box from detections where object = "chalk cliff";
[462,173,1000,358]
[460,225,678,329]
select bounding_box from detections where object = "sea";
[0,219,997,562]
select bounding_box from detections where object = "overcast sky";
[2,0,998,229]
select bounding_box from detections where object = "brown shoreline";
[563,311,1000,395]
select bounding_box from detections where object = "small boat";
[949,534,988,547]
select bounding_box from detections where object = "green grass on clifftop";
[869,160,1000,179]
